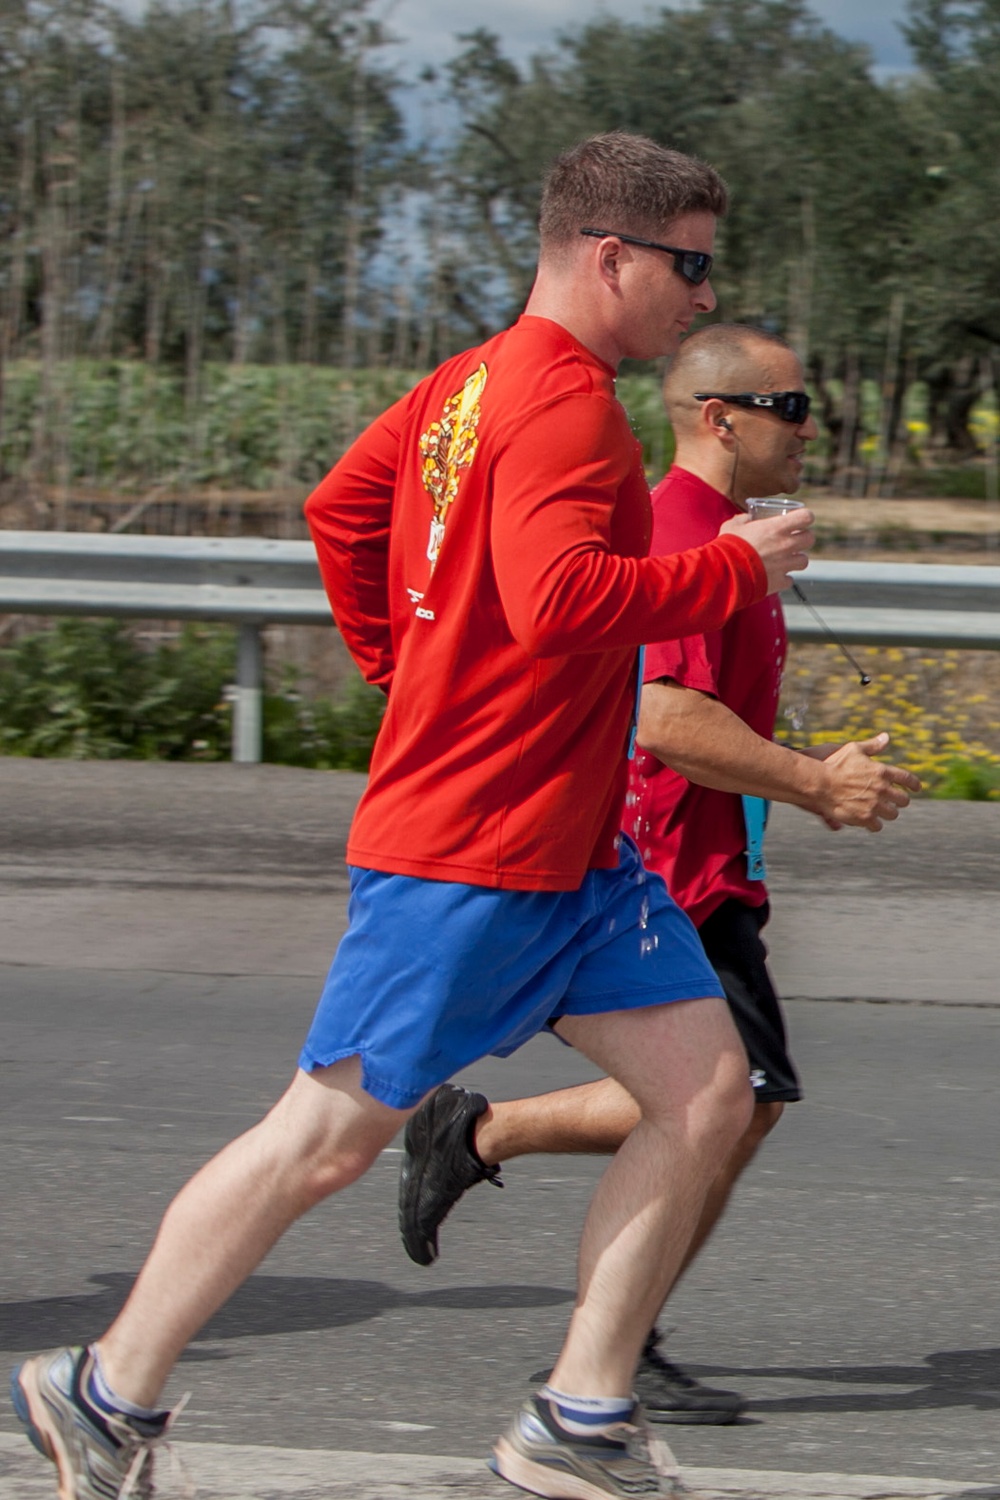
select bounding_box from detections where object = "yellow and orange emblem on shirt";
[419,362,487,570]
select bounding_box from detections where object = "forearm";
[496,524,765,658]
[638,680,920,832]
[636,684,828,812]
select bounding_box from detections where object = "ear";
[699,397,734,440]
[589,233,626,288]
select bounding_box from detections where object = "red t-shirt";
[306,319,767,891]
[626,466,786,925]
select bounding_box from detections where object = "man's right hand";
[720,509,815,593]
[802,733,922,831]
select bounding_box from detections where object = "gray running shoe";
[398,1082,503,1266]
[635,1330,747,1426]
[492,1393,684,1500]
[10,1345,173,1499]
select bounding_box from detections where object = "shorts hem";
[298,1046,427,1112]
[753,1086,803,1104]
[559,979,724,1016]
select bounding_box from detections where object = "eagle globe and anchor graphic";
[418,362,488,572]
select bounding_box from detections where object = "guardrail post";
[234,623,263,764]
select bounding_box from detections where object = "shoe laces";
[120,1393,194,1500]
[622,1410,679,1479]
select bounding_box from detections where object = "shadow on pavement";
[692,1346,1000,1414]
[0,1271,575,1355]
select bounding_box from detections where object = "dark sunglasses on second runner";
[694,390,812,424]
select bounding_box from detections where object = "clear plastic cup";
[746,497,806,519]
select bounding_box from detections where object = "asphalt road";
[1,760,999,1494]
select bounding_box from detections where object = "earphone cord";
[791,582,872,686]
[727,433,741,508]
[724,421,870,687]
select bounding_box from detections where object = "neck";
[523,275,623,370]
[671,445,745,510]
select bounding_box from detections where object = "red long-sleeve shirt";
[305,316,766,890]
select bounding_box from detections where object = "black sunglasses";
[694,390,812,424]
[580,228,714,286]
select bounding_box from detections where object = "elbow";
[510,613,583,658]
[303,486,329,535]
[505,581,610,658]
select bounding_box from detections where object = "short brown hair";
[539,132,728,250]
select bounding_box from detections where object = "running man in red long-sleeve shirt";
[397,323,920,1431]
[13,134,813,1500]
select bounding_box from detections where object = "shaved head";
[662,323,815,504]
[663,324,797,435]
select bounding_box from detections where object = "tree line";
[1,0,999,492]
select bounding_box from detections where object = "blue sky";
[379,0,913,80]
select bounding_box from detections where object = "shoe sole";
[10,1360,76,1500]
[492,1434,674,1500]
[644,1406,744,1426]
[399,1105,440,1267]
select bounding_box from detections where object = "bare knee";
[642,1038,753,1164]
[685,1036,755,1161]
[294,1152,372,1210]
[560,997,754,1162]
[261,1062,405,1214]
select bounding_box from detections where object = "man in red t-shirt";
[13,142,816,1500]
[399,324,920,1422]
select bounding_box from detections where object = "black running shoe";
[635,1330,747,1426]
[529,1330,747,1427]
[399,1083,503,1266]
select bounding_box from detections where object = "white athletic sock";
[541,1384,634,1435]
[87,1348,163,1423]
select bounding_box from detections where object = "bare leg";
[674,1099,783,1279]
[97,1058,408,1409]
[543,997,753,1399]
[476,1079,784,1287]
[476,1076,639,1162]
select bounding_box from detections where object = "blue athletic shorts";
[298,835,724,1109]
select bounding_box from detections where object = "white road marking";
[1,1434,996,1500]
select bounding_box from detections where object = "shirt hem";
[345,844,616,890]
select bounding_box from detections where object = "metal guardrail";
[1,532,998,762]
[782,559,1000,650]
[0,532,328,763]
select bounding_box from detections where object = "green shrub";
[262,670,385,770]
[0,619,385,767]
[930,757,1000,801]
[0,619,235,759]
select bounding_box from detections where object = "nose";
[801,412,819,439]
[694,276,717,314]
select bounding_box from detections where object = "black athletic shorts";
[697,898,802,1104]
